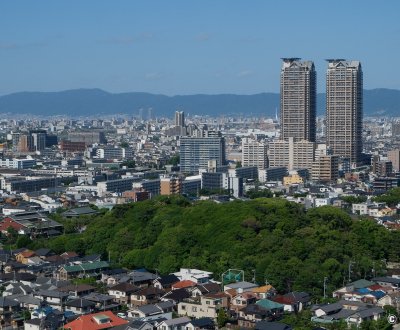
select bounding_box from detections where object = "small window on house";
[192,307,197,312]
[181,305,186,310]
[206,301,210,305]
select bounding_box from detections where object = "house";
[177,294,228,319]
[156,316,191,330]
[33,290,69,310]
[153,274,180,291]
[185,317,215,330]
[255,321,293,330]
[128,301,174,320]
[83,292,118,311]
[372,276,400,289]
[172,280,197,291]
[112,320,154,330]
[161,288,191,304]
[130,286,165,306]
[58,284,96,297]
[0,211,63,238]
[64,298,96,315]
[230,292,258,311]
[190,282,221,297]
[271,292,310,313]
[63,311,129,330]
[238,303,281,328]
[108,282,140,305]
[16,250,36,264]
[57,261,110,280]
[224,281,259,293]
[311,300,385,327]
[63,207,99,218]
[251,285,277,299]
[172,268,213,284]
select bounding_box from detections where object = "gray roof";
[0,297,19,307]
[65,298,96,308]
[162,316,191,326]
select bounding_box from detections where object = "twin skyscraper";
[280,58,363,165]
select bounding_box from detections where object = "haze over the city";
[1,0,400,96]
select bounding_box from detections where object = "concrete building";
[160,176,182,195]
[175,111,185,127]
[258,167,288,182]
[179,137,226,173]
[96,147,133,160]
[326,59,363,164]
[241,138,268,169]
[312,155,339,183]
[388,149,400,172]
[280,58,316,142]
[182,175,201,196]
[97,178,137,197]
[229,166,258,181]
[268,138,315,171]
[68,131,107,145]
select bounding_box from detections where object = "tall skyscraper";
[326,59,363,164]
[175,111,185,127]
[179,137,226,173]
[280,58,316,142]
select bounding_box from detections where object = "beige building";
[388,149,400,172]
[312,155,339,183]
[177,294,228,319]
[160,176,182,195]
[326,59,363,164]
[280,58,316,142]
[268,138,315,171]
[241,138,268,169]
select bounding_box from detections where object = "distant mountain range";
[0,88,399,118]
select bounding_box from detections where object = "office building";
[326,59,363,164]
[241,138,268,169]
[258,167,288,182]
[179,137,226,173]
[280,58,316,142]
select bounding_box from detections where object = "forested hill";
[42,196,400,296]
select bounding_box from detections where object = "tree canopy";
[39,195,400,298]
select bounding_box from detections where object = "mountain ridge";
[0,88,399,117]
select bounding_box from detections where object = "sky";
[0,0,399,96]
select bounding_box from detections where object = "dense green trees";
[44,195,400,299]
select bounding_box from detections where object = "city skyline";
[1,1,400,96]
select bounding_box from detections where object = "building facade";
[179,137,226,173]
[326,59,363,164]
[241,138,268,169]
[280,58,316,142]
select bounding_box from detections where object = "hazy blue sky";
[1,0,399,95]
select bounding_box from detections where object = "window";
[192,307,197,312]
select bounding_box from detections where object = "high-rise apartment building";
[268,138,315,171]
[241,138,268,169]
[326,59,363,164]
[175,111,185,127]
[280,58,316,142]
[179,137,226,173]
